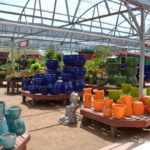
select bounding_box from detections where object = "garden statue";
[59,92,79,125]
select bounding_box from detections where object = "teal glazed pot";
[0,101,5,119]
[0,133,16,149]
[8,106,21,119]
[8,118,25,135]
[0,118,9,136]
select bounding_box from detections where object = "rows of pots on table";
[23,54,86,95]
[0,101,26,149]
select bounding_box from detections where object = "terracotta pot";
[103,107,112,117]
[117,98,124,104]
[104,99,113,108]
[124,103,133,117]
[131,98,138,104]
[113,104,126,119]
[95,90,104,100]
[84,88,92,94]
[84,94,92,108]
[93,95,104,101]
[122,95,131,104]
[133,101,144,116]
[93,100,104,112]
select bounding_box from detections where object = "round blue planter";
[62,82,73,94]
[63,54,86,67]
[51,82,63,95]
[8,106,21,120]
[61,73,71,82]
[39,86,48,95]
[44,74,57,84]
[64,67,86,79]
[29,85,39,94]
[72,80,85,92]
[47,84,53,94]
[8,118,25,135]
[0,101,5,119]
[0,133,16,149]
[0,118,9,136]
[46,60,58,70]
[35,73,45,78]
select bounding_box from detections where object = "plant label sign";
[19,40,29,48]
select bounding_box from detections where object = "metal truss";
[0,0,149,52]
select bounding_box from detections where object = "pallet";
[0,132,30,150]
[80,106,150,137]
[21,91,83,106]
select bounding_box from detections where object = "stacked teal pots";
[8,106,25,135]
[125,57,138,85]
[63,54,86,92]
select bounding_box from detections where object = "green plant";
[27,57,36,65]
[30,63,41,72]
[14,57,21,64]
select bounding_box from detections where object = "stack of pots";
[125,57,138,85]
[103,98,113,117]
[7,106,25,135]
[83,88,92,108]
[63,54,86,93]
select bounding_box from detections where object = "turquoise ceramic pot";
[0,101,5,119]
[8,118,25,135]
[0,133,16,149]
[8,106,21,119]
[0,118,9,136]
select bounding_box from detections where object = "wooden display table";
[7,79,23,94]
[21,91,83,106]
[0,132,30,150]
[80,106,150,137]
[0,79,7,87]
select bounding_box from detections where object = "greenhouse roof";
[0,0,150,52]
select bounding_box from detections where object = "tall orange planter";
[84,94,92,108]
[103,107,112,117]
[84,88,92,94]
[104,98,113,107]
[95,90,104,100]
[93,100,104,112]
[113,104,126,119]
[117,98,124,104]
[124,103,133,117]
[122,95,132,104]
[133,101,144,116]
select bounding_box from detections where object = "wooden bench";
[7,79,23,94]
[21,91,83,106]
[0,132,30,150]
[80,106,150,137]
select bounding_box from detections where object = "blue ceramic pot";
[8,118,25,135]
[63,54,86,67]
[0,101,5,119]
[23,85,30,91]
[8,106,21,120]
[47,84,53,94]
[61,73,71,82]
[39,86,48,95]
[0,118,9,136]
[145,65,150,73]
[51,82,63,95]
[23,78,31,86]
[44,74,57,84]
[64,67,86,79]
[0,133,16,149]
[62,82,73,94]
[72,80,85,92]
[35,73,45,78]
[29,85,38,94]
[46,60,58,70]
[34,77,47,86]
[47,71,61,78]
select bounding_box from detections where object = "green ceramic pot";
[147,88,150,96]
[115,76,126,86]
[130,87,139,97]
[121,84,131,93]
[108,90,122,102]
[107,75,116,85]
[125,57,137,67]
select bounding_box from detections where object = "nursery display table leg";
[80,106,150,137]
[21,91,83,107]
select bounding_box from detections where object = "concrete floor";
[1,87,150,150]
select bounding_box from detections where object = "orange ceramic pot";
[93,95,104,101]
[122,95,132,104]
[103,107,112,117]
[113,104,126,119]
[95,90,104,100]
[133,101,144,116]
[117,98,124,104]
[131,98,138,104]
[104,98,113,108]
[124,103,133,117]
[84,88,92,94]
[84,94,92,108]
[93,100,104,112]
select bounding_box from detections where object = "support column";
[11,37,14,69]
[139,9,145,97]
